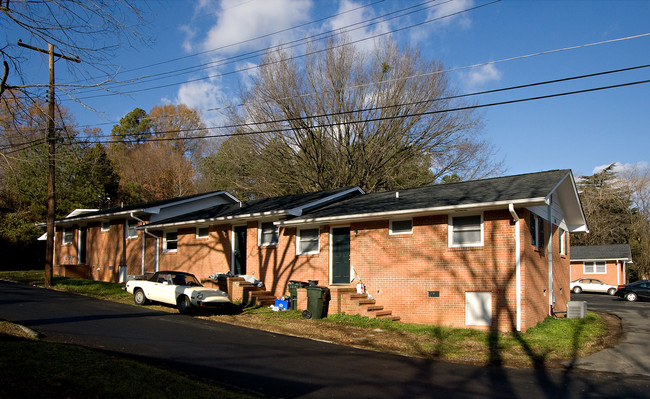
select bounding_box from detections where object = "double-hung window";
[297,228,320,255]
[126,220,138,239]
[164,231,178,252]
[449,214,483,247]
[530,213,538,247]
[62,228,73,245]
[259,222,279,246]
[390,219,413,235]
[558,228,566,255]
[584,261,606,274]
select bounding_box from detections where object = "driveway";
[1,281,649,398]
[567,292,650,376]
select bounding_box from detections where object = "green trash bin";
[288,280,308,311]
[303,286,329,319]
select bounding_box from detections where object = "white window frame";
[584,261,606,274]
[196,226,210,239]
[448,214,484,248]
[163,231,178,253]
[126,219,138,239]
[389,219,413,235]
[258,221,279,247]
[62,228,73,245]
[101,221,110,232]
[297,227,320,255]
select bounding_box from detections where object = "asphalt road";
[1,281,649,398]
[568,292,650,376]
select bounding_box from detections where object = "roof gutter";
[278,197,548,226]
[140,210,290,230]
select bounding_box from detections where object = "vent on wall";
[427,291,440,298]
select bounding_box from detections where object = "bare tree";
[221,38,502,196]
[1,0,148,101]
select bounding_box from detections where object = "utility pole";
[17,41,80,287]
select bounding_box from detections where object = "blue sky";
[14,0,650,179]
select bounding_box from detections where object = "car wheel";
[133,289,148,305]
[573,286,582,294]
[177,295,193,314]
[607,288,617,296]
[625,292,638,302]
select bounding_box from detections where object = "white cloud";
[593,161,649,175]
[429,0,474,28]
[175,80,228,126]
[326,0,390,52]
[201,0,313,54]
[462,62,502,90]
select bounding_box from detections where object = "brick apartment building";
[53,169,587,332]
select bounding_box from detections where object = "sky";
[10,0,650,179]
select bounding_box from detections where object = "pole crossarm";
[17,41,81,63]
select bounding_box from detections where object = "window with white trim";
[390,219,413,235]
[584,261,606,274]
[62,228,73,245]
[297,228,320,255]
[101,221,110,232]
[259,222,279,246]
[530,213,538,247]
[163,231,178,252]
[196,226,209,239]
[449,214,483,247]
[126,219,138,239]
[558,228,566,255]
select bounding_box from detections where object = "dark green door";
[233,226,247,275]
[331,227,350,284]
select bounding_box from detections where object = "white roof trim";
[278,197,548,226]
[571,257,633,262]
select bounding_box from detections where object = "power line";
[55,78,650,147]
[4,62,648,149]
[67,0,497,101]
[61,0,388,86]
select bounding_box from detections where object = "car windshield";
[149,272,202,286]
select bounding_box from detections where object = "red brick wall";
[347,210,523,331]
[158,224,232,278]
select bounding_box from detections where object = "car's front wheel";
[625,292,638,302]
[573,286,582,294]
[607,288,617,296]
[177,295,193,314]
[133,289,148,305]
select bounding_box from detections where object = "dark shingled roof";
[296,170,571,219]
[146,186,361,226]
[571,244,632,261]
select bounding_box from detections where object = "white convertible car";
[125,271,230,313]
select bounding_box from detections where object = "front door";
[233,226,247,275]
[331,227,350,284]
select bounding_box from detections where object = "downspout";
[130,213,159,275]
[509,204,521,332]
[547,196,554,316]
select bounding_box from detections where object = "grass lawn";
[0,270,618,371]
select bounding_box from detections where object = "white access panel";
[466,292,492,326]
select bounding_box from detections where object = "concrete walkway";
[565,294,650,376]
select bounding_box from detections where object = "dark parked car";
[616,280,650,302]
